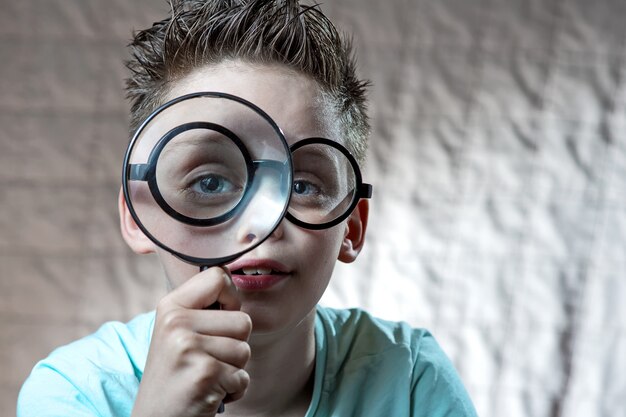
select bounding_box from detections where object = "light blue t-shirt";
[18,306,477,416]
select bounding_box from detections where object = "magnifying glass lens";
[123,93,292,265]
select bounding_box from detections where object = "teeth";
[242,267,273,276]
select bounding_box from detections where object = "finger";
[199,365,249,409]
[195,335,251,368]
[156,309,252,348]
[185,310,253,341]
[220,368,250,403]
[164,266,239,310]
[213,266,240,311]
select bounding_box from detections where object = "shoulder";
[313,306,477,417]
[315,305,429,359]
[35,311,155,377]
[17,312,155,417]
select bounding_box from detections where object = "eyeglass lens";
[155,128,250,221]
[288,142,357,226]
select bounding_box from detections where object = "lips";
[227,259,290,290]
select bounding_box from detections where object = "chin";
[242,300,315,338]
[242,302,287,334]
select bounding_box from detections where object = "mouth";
[230,267,287,276]
[227,259,290,291]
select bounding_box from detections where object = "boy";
[18,1,478,416]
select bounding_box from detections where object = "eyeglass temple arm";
[358,183,373,199]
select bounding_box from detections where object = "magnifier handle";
[199,266,225,414]
[199,265,223,310]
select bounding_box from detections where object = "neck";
[226,308,317,416]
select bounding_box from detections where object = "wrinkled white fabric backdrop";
[1,1,625,416]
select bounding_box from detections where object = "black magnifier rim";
[286,137,372,230]
[143,121,255,227]
[122,91,292,267]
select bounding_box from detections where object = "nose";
[234,166,289,245]
[235,214,285,244]
[237,230,258,244]
[267,219,285,240]
[235,216,260,244]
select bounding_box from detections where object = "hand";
[131,267,252,417]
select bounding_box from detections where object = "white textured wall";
[1,1,625,416]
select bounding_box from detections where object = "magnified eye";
[190,173,238,197]
[195,175,233,194]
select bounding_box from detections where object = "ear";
[118,188,155,254]
[338,199,369,263]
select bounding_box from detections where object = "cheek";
[155,249,199,289]
[302,229,345,303]
[300,226,346,271]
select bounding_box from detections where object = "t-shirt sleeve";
[16,314,151,417]
[410,332,478,417]
[17,364,101,417]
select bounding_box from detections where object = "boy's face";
[121,61,368,335]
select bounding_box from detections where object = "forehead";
[166,61,341,145]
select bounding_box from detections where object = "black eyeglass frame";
[126,136,371,233]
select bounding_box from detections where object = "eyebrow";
[293,147,342,167]
[160,132,241,160]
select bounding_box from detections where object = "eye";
[293,179,320,196]
[192,174,236,195]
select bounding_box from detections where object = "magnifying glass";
[122,92,292,413]
[123,91,292,268]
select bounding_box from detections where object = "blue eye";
[192,174,235,195]
[293,180,320,196]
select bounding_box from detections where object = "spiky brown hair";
[125,0,370,162]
